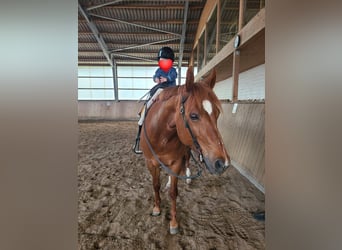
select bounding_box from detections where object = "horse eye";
[189,113,199,121]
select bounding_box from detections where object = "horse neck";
[147,93,179,133]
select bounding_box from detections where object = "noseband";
[142,95,204,179]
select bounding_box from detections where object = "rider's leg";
[133,106,145,154]
[133,88,164,154]
[146,88,163,109]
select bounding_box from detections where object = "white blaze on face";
[202,100,213,115]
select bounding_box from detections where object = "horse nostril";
[204,157,228,175]
[215,159,224,172]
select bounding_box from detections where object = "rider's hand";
[159,77,167,83]
[154,77,160,84]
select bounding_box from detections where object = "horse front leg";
[148,163,161,216]
[169,175,179,234]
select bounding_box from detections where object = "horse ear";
[185,66,194,92]
[203,68,216,89]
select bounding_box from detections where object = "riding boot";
[132,125,143,154]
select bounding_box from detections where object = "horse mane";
[158,85,180,102]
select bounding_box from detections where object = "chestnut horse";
[139,66,231,234]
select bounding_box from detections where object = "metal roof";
[78,0,207,67]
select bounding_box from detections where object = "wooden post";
[232,0,245,102]
[238,0,245,31]
[204,29,207,67]
[216,0,221,53]
[197,42,200,70]
[232,49,240,102]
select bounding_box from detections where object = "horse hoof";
[169,226,179,234]
[150,211,161,217]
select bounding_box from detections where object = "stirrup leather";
[132,137,143,154]
[132,125,143,154]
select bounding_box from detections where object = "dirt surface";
[78,121,265,250]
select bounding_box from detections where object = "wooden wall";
[218,103,265,191]
[78,101,141,121]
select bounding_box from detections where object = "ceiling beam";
[89,13,182,37]
[178,0,189,72]
[87,0,123,11]
[78,31,196,37]
[79,44,192,51]
[79,50,191,55]
[78,3,113,66]
[111,53,155,62]
[79,19,200,25]
[87,5,204,10]
[110,38,180,52]
[79,18,200,24]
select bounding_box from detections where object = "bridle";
[180,95,204,162]
[142,94,206,179]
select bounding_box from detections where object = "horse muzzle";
[204,157,230,175]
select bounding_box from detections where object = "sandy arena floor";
[78,121,265,250]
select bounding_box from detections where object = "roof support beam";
[110,38,179,52]
[87,0,123,11]
[178,0,189,84]
[89,13,181,37]
[88,4,203,10]
[111,53,155,62]
[80,19,200,25]
[111,55,119,101]
[78,3,113,67]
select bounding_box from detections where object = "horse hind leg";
[185,151,191,184]
[186,167,191,184]
[163,165,190,192]
[164,152,191,191]
[163,176,171,192]
[163,156,190,191]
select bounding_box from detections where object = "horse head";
[176,67,231,175]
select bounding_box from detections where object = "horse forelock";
[189,82,222,115]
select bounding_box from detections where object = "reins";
[142,94,204,179]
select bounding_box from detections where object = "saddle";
[133,82,173,154]
[150,81,172,96]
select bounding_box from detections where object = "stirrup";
[132,139,143,154]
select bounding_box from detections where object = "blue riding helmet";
[157,47,175,62]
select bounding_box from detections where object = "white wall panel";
[214,78,233,100]
[213,64,265,101]
[238,64,265,100]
